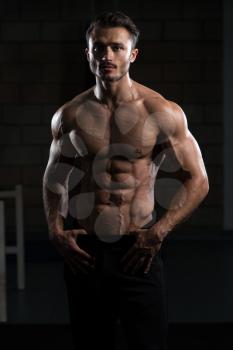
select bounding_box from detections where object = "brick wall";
[0,0,222,239]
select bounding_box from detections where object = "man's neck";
[94,74,137,109]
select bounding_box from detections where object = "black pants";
[64,234,168,350]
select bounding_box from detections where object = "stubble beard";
[99,70,128,82]
[89,62,130,83]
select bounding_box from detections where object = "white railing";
[0,185,25,322]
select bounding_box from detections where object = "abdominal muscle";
[72,157,157,242]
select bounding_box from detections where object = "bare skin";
[43,26,209,276]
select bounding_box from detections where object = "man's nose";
[102,46,113,61]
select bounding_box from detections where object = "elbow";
[200,176,209,199]
[190,174,209,201]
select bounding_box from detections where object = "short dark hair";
[86,11,140,48]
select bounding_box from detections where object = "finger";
[59,247,86,275]
[128,228,147,237]
[57,238,95,269]
[70,240,95,264]
[138,228,148,233]
[76,247,96,265]
[143,256,153,274]
[65,259,78,275]
[74,229,88,236]
[68,254,95,272]
[123,253,141,273]
[50,233,93,273]
[120,245,136,265]
[66,256,90,274]
[75,262,90,274]
[131,256,146,275]
[63,234,96,267]
[79,257,95,269]
[55,244,67,260]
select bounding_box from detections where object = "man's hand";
[120,227,162,275]
[49,229,95,275]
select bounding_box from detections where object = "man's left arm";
[121,100,209,275]
[154,101,209,241]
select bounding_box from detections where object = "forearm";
[43,185,65,236]
[154,176,209,240]
[42,160,71,235]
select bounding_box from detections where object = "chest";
[70,102,159,159]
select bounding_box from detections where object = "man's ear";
[130,48,138,63]
[85,48,90,62]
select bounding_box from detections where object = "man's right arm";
[42,107,95,274]
[43,108,76,237]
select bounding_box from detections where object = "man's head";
[85,12,140,82]
[86,11,140,49]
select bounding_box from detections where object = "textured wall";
[0,0,222,238]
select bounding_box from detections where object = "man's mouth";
[100,64,116,70]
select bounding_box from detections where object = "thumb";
[128,228,146,236]
[68,229,88,247]
[73,228,88,236]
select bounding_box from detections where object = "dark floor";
[0,323,233,350]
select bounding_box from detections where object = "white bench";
[0,185,25,322]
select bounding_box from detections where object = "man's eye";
[112,46,122,51]
[94,45,104,52]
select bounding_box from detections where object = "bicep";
[169,131,208,180]
[158,102,207,180]
[43,135,77,191]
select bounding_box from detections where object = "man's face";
[86,26,138,82]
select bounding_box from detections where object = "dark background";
[1,0,232,349]
[0,0,222,236]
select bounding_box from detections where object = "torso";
[63,82,168,240]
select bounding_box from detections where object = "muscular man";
[43,11,209,350]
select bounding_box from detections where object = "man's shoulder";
[135,83,179,115]
[138,84,184,118]
[61,87,94,117]
[51,87,95,134]
[135,82,187,136]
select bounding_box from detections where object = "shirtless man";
[43,11,209,350]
